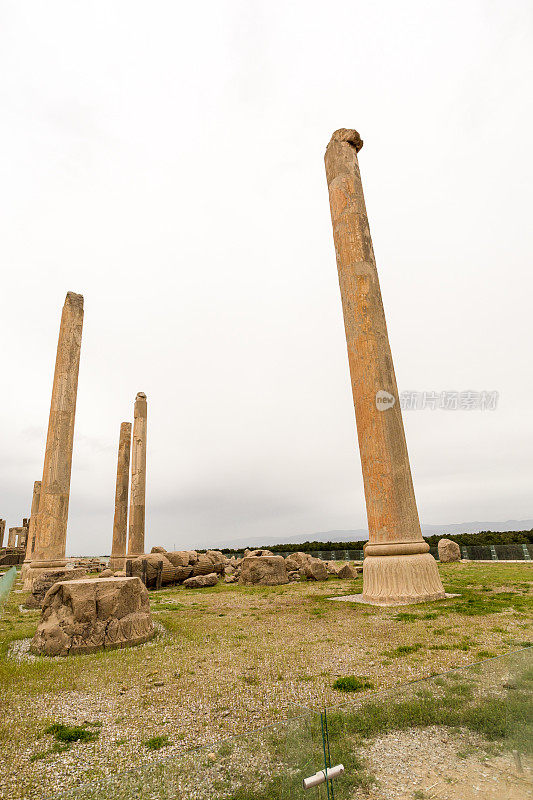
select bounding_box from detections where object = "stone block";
[285,552,311,571]
[438,538,461,563]
[239,555,289,586]
[300,558,329,581]
[31,577,154,656]
[183,573,218,589]
[25,567,88,607]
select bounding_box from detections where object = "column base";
[20,559,67,592]
[23,566,69,606]
[109,555,127,571]
[362,551,445,606]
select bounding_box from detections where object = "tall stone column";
[110,422,132,570]
[0,520,5,548]
[30,292,84,569]
[24,482,42,561]
[7,529,17,547]
[127,393,147,559]
[325,129,445,605]
[17,528,28,548]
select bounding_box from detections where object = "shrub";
[44,723,99,744]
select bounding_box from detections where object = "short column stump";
[30,576,155,656]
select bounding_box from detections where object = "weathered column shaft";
[7,528,17,547]
[25,481,42,560]
[110,422,132,570]
[31,292,84,567]
[325,129,444,604]
[0,520,5,548]
[127,393,147,557]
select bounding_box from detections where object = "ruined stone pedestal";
[24,566,88,608]
[325,129,444,606]
[30,577,155,656]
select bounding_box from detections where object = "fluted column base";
[362,552,445,606]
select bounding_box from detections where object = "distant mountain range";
[208,519,533,550]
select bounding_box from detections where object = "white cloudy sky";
[1,1,532,554]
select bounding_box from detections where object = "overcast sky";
[1,1,532,554]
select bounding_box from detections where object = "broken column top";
[328,128,364,151]
[325,129,365,187]
[134,392,147,416]
[65,291,84,309]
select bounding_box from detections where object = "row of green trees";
[424,529,533,547]
[219,529,533,556]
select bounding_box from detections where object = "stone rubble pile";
[234,550,362,586]
[117,546,362,589]
[25,546,363,602]
[70,557,108,572]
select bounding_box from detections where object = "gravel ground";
[0,563,531,798]
[360,726,533,800]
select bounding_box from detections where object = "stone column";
[127,393,147,559]
[109,422,132,571]
[325,129,444,605]
[7,528,17,547]
[0,520,5,548]
[24,481,42,562]
[18,528,29,548]
[30,292,84,570]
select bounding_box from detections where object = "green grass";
[394,612,438,622]
[221,658,533,799]
[435,564,533,618]
[325,662,533,755]
[333,675,374,692]
[144,735,171,750]
[385,644,423,657]
[45,723,100,744]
